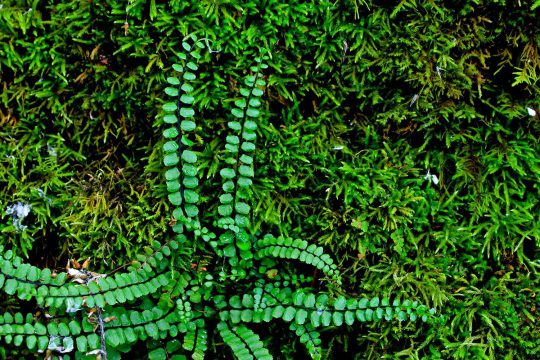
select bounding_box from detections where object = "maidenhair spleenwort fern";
[0,35,438,360]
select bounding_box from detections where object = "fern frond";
[101,303,191,346]
[217,61,267,231]
[217,321,273,360]
[254,235,342,284]
[218,287,435,328]
[0,297,198,356]
[289,322,322,360]
[216,56,268,277]
[0,311,72,353]
[162,37,206,238]
[183,319,207,360]
[0,240,177,310]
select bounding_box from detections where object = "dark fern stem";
[96,307,108,360]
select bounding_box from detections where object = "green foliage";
[0,37,436,359]
[217,282,433,327]
[1,0,539,359]
[289,323,322,360]
[218,322,272,360]
[254,235,341,284]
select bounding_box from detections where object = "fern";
[217,322,272,360]
[182,320,207,360]
[289,323,322,360]
[0,35,437,360]
[216,284,432,327]
[214,59,267,279]
[162,40,205,239]
[255,235,342,284]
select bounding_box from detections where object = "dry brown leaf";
[72,258,81,269]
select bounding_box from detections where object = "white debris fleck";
[332,145,344,151]
[47,336,60,351]
[34,188,52,205]
[47,145,57,157]
[527,107,536,116]
[5,201,32,231]
[65,298,82,313]
[203,38,222,54]
[86,350,105,356]
[409,94,419,107]
[424,170,439,185]
[48,336,74,353]
[436,66,445,78]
